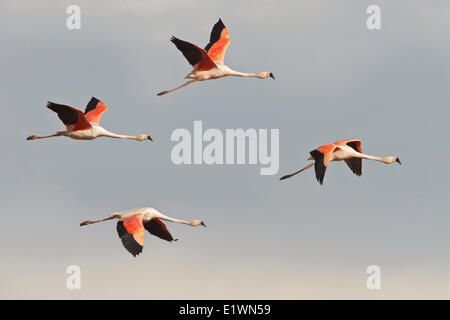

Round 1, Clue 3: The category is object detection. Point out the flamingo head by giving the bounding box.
[190,220,206,227]
[383,156,402,164]
[136,134,153,141]
[256,72,275,79]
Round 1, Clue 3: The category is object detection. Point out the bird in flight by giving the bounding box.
[280,139,401,184]
[157,18,275,96]
[26,97,153,142]
[80,207,206,257]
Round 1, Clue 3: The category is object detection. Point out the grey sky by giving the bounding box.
[1,0,449,299]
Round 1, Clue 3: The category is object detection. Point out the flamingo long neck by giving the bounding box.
[102,130,140,140]
[157,213,191,226]
[227,70,261,78]
[359,153,389,163]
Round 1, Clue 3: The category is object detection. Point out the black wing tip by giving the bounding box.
[89,97,100,104]
[85,97,102,114]
[217,18,225,26]
[46,101,64,112]
[163,234,175,242]
[205,18,227,52]
[125,241,143,257]
[131,246,143,257]
[315,171,325,185]
[310,149,321,159]
[170,36,185,46]
[127,243,143,257]
[310,150,326,185]
[144,219,176,242]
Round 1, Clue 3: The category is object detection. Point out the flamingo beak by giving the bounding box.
[201,221,206,227]
[148,135,153,142]
[269,72,275,80]
[396,157,402,165]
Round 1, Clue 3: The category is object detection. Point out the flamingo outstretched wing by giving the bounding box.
[46,102,92,131]
[205,18,230,63]
[116,214,145,257]
[84,97,108,125]
[335,139,362,176]
[310,144,337,185]
[171,36,217,71]
[144,218,176,242]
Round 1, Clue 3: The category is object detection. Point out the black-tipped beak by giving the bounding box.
[269,72,275,80]
[201,221,206,227]
[396,157,402,165]
[148,135,153,142]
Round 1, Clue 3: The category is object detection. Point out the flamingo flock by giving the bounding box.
[26,18,402,257]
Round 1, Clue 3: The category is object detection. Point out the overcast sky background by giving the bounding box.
[1,0,449,299]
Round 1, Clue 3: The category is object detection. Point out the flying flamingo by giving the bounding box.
[80,207,206,257]
[26,97,153,142]
[280,139,401,184]
[157,18,274,96]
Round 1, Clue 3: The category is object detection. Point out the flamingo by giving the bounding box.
[157,18,274,96]
[280,139,401,184]
[80,207,206,257]
[26,97,153,142]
